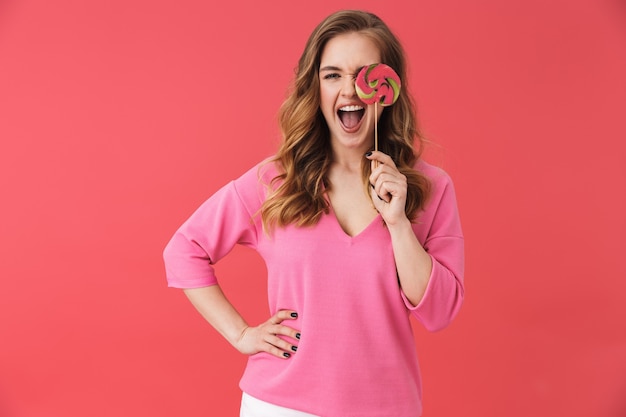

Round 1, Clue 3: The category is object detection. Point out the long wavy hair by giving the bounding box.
[261,10,430,231]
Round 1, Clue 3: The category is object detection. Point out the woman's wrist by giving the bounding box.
[385,215,412,233]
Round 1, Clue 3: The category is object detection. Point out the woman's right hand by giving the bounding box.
[235,310,301,359]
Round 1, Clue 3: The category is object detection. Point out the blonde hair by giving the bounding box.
[261,10,430,231]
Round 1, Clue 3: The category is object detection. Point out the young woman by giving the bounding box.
[163,10,464,417]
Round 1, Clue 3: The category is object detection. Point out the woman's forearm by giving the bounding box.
[183,285,249,347]
[387,218,433,306]
[183,285,301,358]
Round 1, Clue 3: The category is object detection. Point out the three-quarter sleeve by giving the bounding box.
[163,176,261,289]
[403,167,465,331]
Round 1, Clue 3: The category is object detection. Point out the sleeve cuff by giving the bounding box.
[400,253,437,311]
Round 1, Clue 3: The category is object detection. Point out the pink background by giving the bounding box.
[1,0,625,416]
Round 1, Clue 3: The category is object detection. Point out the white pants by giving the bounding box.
[240,392,320,417]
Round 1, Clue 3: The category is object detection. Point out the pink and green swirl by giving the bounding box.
[355,63,401,106]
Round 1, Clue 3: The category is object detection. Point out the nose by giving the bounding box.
[340,76,357,98]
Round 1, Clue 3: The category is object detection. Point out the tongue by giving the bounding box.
[340,111,361,129]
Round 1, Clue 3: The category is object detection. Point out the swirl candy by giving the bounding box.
[355,63,401,106]
[355,63,402,155]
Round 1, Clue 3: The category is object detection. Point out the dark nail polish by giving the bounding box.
[291,346,298,352]
[283,352,291,358]
[290,312,298,318]
[296,333,301,339]
[365,151,372,157]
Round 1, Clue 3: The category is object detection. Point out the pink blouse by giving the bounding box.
[163,158,464,417]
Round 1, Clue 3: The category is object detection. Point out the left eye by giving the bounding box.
[323,73,340,80]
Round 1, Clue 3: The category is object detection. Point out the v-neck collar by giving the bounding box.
[326,201,383,242]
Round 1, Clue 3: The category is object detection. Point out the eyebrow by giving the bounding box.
[319,65,366,75]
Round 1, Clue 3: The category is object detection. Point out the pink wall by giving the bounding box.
[1,0,624,416]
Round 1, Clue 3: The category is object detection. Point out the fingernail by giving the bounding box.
[283,352,291,358]
[296,333,301,339]
[290,312,298,318]
[291,346,298,352]
[365,151,372,157]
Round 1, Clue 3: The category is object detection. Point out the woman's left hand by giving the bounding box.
[366,151,409,226]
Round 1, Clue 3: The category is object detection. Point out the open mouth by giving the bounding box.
[338,105,365,130]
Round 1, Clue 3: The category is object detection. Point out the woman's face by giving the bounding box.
[319,32,381,154]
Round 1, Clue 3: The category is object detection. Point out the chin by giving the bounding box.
[331,132,372,151]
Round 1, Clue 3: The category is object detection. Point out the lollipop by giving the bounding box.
[356,63,401,106]
[355,63,401,156]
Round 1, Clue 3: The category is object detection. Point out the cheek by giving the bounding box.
[319,86,335,114]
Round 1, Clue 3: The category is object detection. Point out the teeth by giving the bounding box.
[339,105,364,112]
